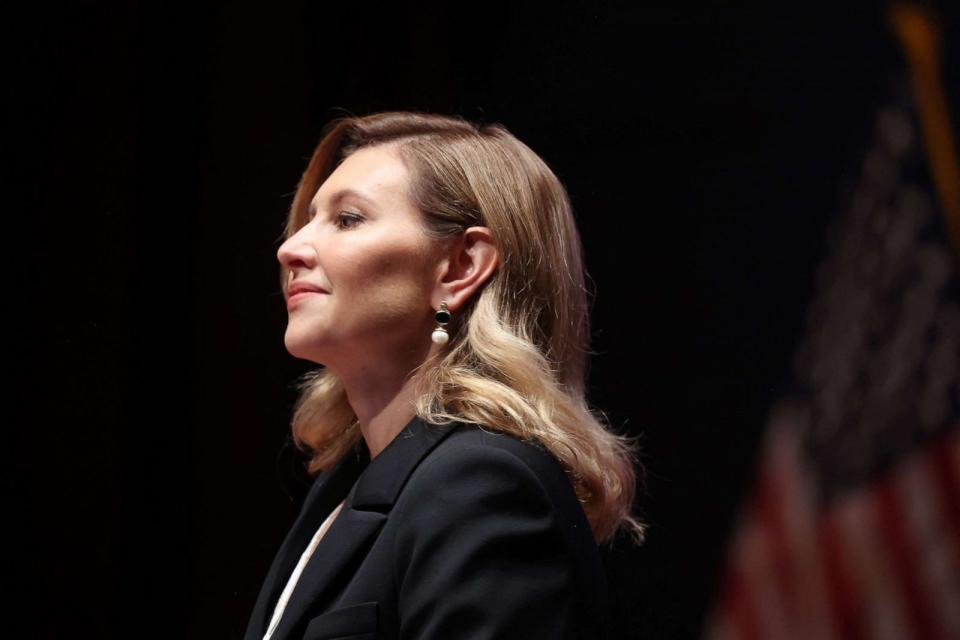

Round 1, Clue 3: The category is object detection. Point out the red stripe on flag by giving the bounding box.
[740,488,791,640]
[718,557,762,640]
[876,468,944,639]
[754,463,799,623]
[839,492,915,639]
[769,420,841,640]
[906,441,960,637]
[818,506,867,640]
[927,426,960,571]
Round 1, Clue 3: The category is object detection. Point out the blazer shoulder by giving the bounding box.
[426,424,568,485]
[428,422,556,460]
[392,422,611,638]
[410,423,592,539]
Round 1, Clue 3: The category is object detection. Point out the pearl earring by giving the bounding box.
[431,302,451,344]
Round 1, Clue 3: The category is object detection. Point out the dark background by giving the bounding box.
[9,2,958,638]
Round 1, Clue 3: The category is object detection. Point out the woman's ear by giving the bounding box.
[432,226,498,312]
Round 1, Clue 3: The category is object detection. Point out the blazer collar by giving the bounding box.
[351,414,464,510]
[248,415,464,640]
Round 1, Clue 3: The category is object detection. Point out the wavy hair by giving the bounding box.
[278,111,646,546]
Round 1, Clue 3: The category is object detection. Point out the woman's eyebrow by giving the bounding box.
[308,188,378,217]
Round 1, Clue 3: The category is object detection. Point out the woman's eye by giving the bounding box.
[335,212,363,229]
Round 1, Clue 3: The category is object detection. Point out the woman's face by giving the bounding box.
[277,143,442,368]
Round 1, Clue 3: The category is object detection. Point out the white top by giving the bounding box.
[263,499,347,640]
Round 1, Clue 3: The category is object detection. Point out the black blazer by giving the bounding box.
[245,416,610,640]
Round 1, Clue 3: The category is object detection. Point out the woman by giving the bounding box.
[245,112,645,640]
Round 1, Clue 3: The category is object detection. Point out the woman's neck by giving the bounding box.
[351,378,419,460]
[336,340,444,459]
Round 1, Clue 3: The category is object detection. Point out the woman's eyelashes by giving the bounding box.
[334,211,364,230]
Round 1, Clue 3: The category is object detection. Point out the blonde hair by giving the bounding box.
[278,111,646,546]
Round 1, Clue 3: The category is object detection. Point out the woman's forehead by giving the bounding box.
[312,145,409,212]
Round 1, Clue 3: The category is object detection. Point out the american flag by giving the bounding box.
[703,7,960,640]
[705,409,959,640]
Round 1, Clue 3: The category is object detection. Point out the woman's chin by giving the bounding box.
[283,333,326,364]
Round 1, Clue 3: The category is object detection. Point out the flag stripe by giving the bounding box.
[836,493,914,640]
[927,426,960,570]
[719,556,762,640]
[818,505,867,640]
[769,421,839,640]
[738,511,791,640]
[905,444,960,637]
[754,463,799,621]
[876,467,943,639]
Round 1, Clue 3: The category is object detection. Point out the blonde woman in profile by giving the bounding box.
[245,111,646,640]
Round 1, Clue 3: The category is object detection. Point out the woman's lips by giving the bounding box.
[286,280,329,310]
[287,290,325,310]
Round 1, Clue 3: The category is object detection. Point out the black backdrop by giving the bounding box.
[9,2,958,638]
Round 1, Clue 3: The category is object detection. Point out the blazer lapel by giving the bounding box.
[245,440,370,640]
[267,415,465,639]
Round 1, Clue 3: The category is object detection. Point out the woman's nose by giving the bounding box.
[277,230,318,270]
